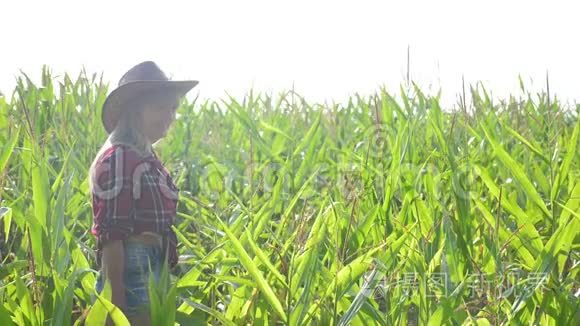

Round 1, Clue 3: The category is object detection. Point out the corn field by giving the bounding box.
[0,67,578,325]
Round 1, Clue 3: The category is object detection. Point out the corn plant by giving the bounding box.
[0,66,578,325]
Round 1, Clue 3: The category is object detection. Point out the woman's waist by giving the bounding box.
[127,231,163,247]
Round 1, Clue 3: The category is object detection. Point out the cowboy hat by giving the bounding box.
[101,61,199,133]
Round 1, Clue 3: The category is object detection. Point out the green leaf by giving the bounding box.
[259,119,292,141]
[0,302,14,326]
[180,298,236,326]
[504,124,548,163]
[551,119,579,202]
[218,218,287,323]
[534,183,580,275]
[428,301,453,326]
[13,271,38,326]
[53,268,93,326]
[0,128,19,173]
[86,279,130,326]
[338,267,387,326]
[0,207,12,241]
[475,165,543,260]
[480,122,551,217]
[245,229,288,287]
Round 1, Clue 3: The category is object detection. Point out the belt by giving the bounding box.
[126,232,163,247]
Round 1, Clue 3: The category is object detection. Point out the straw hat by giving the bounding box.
[101,61,199,133]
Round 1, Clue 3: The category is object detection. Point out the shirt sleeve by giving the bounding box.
[91,146,142,243]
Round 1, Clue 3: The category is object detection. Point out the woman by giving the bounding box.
[90,61,198,325]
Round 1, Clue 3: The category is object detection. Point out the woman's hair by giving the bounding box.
[88,90,179,193]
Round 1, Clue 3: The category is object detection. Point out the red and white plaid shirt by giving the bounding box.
[90,144,179,269]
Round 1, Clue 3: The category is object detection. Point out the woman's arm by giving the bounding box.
[101,240,127,317]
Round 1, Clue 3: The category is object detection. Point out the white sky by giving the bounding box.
[1,0,578,107]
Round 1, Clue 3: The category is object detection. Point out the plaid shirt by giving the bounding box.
[90,144,179,269]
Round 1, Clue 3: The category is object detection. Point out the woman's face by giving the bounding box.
[140,97,179,143]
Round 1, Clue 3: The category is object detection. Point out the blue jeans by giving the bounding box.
[94,239,163,317]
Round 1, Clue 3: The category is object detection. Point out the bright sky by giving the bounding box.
[1,0,578,107]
